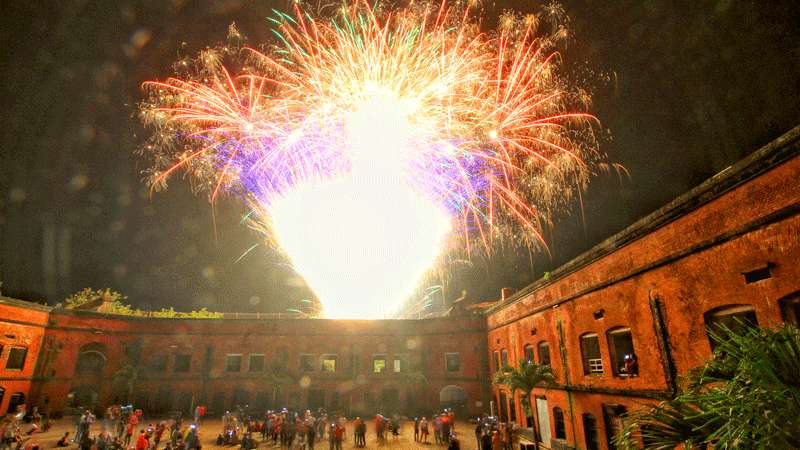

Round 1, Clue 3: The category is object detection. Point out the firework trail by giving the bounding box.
[139,1,600,318]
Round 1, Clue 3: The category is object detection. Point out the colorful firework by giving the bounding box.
[139,1,600,318]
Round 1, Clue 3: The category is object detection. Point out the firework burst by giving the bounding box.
[139,0,600,318]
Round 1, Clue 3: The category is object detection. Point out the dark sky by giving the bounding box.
[2,0,799,313]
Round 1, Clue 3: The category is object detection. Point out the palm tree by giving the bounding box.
[614,325,800,449]
[492,359,555,447]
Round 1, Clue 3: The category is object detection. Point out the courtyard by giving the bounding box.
[16,418,482,450]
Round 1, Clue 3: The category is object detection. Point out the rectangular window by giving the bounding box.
[373,355,386,373]
[500,349,508,367]
[580,334,603,375]
[225,354,243,372]
[607,329,637,377]
[174,354,191,372]
[445,353,461,372]
[150,355,167,372]
[299,354,315,372]
[538,342,551,366]
[393,359,402,373]
[321,355,337,372]
[493,351,500,371]
[5,347,27,370]
[602,404,628,449]
[249,354,265,372]
[705,305,758,350]
[523,345,534,363]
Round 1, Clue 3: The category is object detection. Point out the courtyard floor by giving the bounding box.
[18,418,481,450]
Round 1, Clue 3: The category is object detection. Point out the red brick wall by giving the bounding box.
[1,310,489,417]
[0,300,49,413]
[486,152,800,449]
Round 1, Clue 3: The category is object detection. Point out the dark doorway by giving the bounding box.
[380,388,400,414]
[212,392,225,416]
[308,389,326,410]
[6,392,25,414]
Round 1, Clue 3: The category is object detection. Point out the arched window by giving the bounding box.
[579,333,603,375]
[780,292,800,326]
[704,304,758,350]
[606,327,637,377]
[75,343,107,375]
[582,413,599,450]
[553,407,566,440]
[523,344,534,363]
[538,341,551,366]
[500,349,509,367]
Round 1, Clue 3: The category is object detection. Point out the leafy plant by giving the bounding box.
[64,288,126,309]
[492,359,555,443]
[64,288,223,318]
[614,325,800,449]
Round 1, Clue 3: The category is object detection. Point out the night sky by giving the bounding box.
[2,0,799,313]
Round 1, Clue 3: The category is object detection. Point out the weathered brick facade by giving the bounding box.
[0,303,489,418]
[486,126,800,449]
[1,126,798,450]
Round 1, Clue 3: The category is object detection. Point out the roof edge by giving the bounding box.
[486,124,800,315]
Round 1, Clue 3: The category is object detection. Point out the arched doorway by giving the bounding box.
[439,385,467,415]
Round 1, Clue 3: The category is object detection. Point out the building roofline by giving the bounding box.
[486,124,800,315]
[0,296,52,312]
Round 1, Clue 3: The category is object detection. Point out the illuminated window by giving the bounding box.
[321,355,337,372]
[580,334,603,375]
[225,354,242,372]
[249,354,265,372]
[299,354,315,372]
[393,359,402,373]
[5,347,27,371]
[373,355,387,373]
[445,353,460,372]
[538,342,551,366]
[607,328,637,377]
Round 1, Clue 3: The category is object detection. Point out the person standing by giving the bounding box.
[135,430,149,450]
[414,418,420,442]
[481,431,493,450]
[333,421,344,450]
[420,418,429,444]
[474,423,483,450]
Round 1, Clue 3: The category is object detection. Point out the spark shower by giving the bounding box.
[139,0,600,318]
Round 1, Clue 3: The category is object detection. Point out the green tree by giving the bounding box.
[614,325,800,449]
[492,359,555,445]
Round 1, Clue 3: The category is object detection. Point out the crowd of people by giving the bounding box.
[0,402,505,450]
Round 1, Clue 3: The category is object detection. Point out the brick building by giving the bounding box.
[0,301,489,418]
[486,126,800,449]
[0,126,798,450]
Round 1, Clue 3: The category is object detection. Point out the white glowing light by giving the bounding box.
[270,92,450,319]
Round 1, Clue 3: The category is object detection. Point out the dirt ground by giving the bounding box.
[15,418,481,450]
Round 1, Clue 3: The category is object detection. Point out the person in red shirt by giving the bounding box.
[135,430,149,450]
